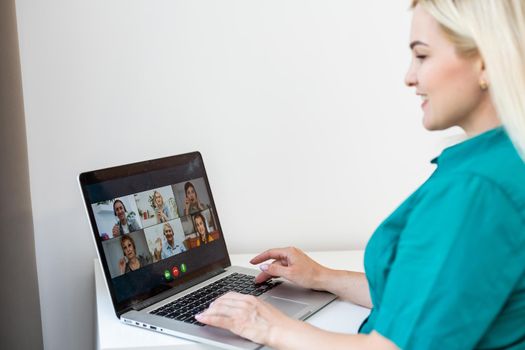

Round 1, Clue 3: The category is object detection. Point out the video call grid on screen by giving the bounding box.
[82,154,229,308]
[91,177,220,276]
[92,179,218,278]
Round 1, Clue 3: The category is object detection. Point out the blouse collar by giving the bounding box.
[431,126,506,167]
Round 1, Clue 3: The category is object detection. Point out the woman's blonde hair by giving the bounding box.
[152,190,164,208]
[411,0,525,159]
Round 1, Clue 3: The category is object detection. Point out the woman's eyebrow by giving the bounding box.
[410,40,429,50]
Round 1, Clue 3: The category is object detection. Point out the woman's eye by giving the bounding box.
[416,55,427,60]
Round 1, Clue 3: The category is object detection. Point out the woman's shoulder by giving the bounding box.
[430,136,525,217]
[433,128,525,186]
[138,255,151,265]
[429,170,524,211]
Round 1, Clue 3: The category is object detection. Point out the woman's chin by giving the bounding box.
[422,115,439,131]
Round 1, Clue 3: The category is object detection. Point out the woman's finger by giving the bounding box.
[195,313,233,329]
[250,247,290,264]
[254,271,273,284]
[213,291,255,305]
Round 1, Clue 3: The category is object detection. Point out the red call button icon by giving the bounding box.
[171,266,180,278]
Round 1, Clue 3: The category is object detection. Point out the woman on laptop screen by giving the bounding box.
[183,181,207,215]
[118,235,151,274]
[193,213,214,247]
[152,190,172,224]
[160,222,186,259]
[196,1,525,349]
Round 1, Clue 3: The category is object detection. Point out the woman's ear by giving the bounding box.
[477,57,489,91]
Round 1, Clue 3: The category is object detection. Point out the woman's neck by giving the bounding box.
[461,96,501,137]
[129,257,139,269]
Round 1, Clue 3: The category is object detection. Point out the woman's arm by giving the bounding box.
[196,292,395,350]
[316,269,372,309]
[271,320,396,350]
[251,247,372,308]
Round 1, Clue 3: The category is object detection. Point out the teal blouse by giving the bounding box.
[359,127,525,349]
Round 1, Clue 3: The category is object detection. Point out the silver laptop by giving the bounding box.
[79,152,336,349]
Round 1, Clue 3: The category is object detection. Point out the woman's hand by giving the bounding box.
[197,201,205,211]
[157,210,168,223]
[184,198,190,215]
[196,291,396,349]
[195,292,295,346]
[112,224,120,238]
[153,238,163,261]
[250,247,329,290]
[118,257,126,274]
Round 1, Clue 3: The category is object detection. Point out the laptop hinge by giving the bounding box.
[131,268,227,311]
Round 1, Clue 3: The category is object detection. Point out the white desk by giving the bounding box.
[96,251,370,350]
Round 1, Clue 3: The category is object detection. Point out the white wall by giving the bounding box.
[15,1,462,349]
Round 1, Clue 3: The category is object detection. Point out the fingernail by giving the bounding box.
[260,264,269,271]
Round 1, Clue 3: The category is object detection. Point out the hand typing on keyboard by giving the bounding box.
[150,273,281,326]
[195,291,296,346]
[250,247,330,290]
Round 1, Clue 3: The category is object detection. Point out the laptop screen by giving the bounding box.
[79,152,230,315]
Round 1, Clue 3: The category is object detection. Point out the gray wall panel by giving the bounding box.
[0,0,43,349]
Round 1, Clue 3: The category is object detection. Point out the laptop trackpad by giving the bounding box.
[264,296,308,317]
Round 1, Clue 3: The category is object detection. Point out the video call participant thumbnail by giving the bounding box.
[193,212,214,247]
[183,181,207,215]
[152,190,172,224]
[112,199,141,237]
[118,235,151,274]
[161,222,186,259]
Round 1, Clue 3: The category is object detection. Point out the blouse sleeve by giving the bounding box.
[373,174,525,349]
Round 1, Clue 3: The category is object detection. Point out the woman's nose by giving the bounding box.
[405,64,417,87]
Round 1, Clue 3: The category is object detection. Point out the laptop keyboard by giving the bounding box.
[150,272,282,326]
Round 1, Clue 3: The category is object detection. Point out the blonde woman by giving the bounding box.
[196,2,525,349]
[152,190,170,224]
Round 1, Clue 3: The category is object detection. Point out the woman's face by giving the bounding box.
[186,186,197,204]
[154,192,163,206]
[121,239,135,259]
[195,217,206,236]
[405,5,487,132]
[163,225,174,242]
